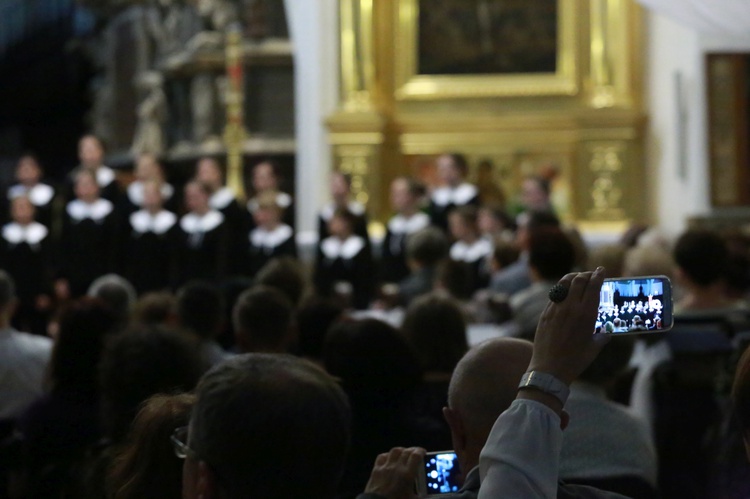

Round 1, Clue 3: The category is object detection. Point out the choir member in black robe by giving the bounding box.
[428,153,480,231]
[174,180,228,287]
[56,169,118,299]
[381,176,431,284]
[314,208,374,310]
[317,171,369,243]
[0,196,52,334]
[121,180,178,294]
[66,134,122,204]
[235,191,296,278]
[246,160,295,229]
[447,206,492,293]
[196,156,248,234]
[123,154,178,214]
[5,154,56,228]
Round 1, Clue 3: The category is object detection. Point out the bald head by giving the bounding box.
[448,338,532,439]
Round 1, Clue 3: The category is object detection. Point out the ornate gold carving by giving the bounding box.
[224,25,247,201]
[340,0,377,111]
[335,145,375,206]
[587,144,625,220]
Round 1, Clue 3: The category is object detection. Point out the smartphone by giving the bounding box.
[417,451,461,497]
[595,275,673,334]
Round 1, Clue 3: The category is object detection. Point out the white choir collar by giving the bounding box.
[431,183,478,207]
[388,212,430,234]
[450,238,492,262]
[320,201,365,221]
[97,166,116,187]
[180,210,224,233]
[2,221,48,245]
[250,224,293,248]
[8,183,54,206]
[321,235,366,260]
[209,187,236,210]
[130,209,177,235]
[127,181,174,206]
[66,198,114,222]
[247,191,292,212]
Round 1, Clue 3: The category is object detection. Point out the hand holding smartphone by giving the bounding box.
[595,275,673,335]
[417,451,461,497]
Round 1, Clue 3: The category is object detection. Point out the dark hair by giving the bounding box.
[81,133,107,152]
[394,176,426,198]
[50,298,118,393]
[579,337,635,384]
[324,319,422,396]
[108,393,196,499]
[446,153,468,176]
[406,227,449,266]
[492,239,520,268]
[99,326,203,443]
[190,354,351,499]
[436,260,474,300]
[525,209,560,231]
[296,296,344,361]
[232,285,294,352]
[528,228,576,281]
[401,293,469,373]
[0,270,16,309]
[177,281,224,340]
[673,229,729,287]
[449,205,479,233]
[525,175,550,196]
[133,292,177,326]
[255,257,306,307]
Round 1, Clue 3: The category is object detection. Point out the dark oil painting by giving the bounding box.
[418,0,558,75]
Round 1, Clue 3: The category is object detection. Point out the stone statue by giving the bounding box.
[132,71,168,155]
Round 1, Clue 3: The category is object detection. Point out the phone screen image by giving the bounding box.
[595,276,673,334]
[424,452,461,495]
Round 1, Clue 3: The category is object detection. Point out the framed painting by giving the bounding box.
[394,0,580,99]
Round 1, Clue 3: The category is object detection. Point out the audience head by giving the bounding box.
[407,226,449,269]
[133,292,177,327]
[673,229,729,288]
[444,338,533,473]
[390,176,425,213]
[108,393,196,499]
[0,270,16,319]
[50,298,118,393]
[232,285,294,353]
[184,354,351,499]
[491,238,521,273]
[195,157,224,191]
[10,196,35,225]
[435,259,474,300]
[528,227,576,282]
[521,175,551,211]
[437,153,468,186]
[402,292,469,374]
[252,160,280,193]
[74,169,101,203]
[478,203,514,236]
[623,244,675,279]
[295,296,344,363]
[87,274,137,326]
[78,134,105,169]
[177,281,224,341]
[324,319,422,401]
[16,154,43,185]
[515,209,560,250]
[588,244,627,278]
[579,336,635,388]
[255,257,306,307]
[184,180,211,214]
[99,325,203,443]
[448,205,479,241]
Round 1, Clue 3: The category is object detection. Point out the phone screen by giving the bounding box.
[596,276,673,334]
[423,451,461,495]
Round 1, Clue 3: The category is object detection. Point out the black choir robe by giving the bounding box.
[0,221,51,332]
[317,201,369,244]
[123,181,179,214]
[314,235,374,310]
[6,183,56,228]
[121,209,178,294]
[235,223,297,278]
[174,210,228,287]
[246,191,295,231]
[449,238,493,293]
[58,199,118,297]
[210,186,250,251]
[428,182,480,231]
[381,212,431,284]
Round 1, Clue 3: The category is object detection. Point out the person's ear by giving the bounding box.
[196,461,219,499]
[443,407,466,452]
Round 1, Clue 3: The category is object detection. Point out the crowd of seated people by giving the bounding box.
[5,137,750,498]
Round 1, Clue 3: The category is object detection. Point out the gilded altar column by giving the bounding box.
[224,24,247,201]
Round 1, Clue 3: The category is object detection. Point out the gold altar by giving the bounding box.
[327,0,645,230]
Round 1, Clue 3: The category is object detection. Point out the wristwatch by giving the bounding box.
[518,371,570,406]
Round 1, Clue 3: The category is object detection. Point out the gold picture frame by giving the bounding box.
[394,0,580,100]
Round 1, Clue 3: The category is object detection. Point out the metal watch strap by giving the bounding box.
[518,371,570,406]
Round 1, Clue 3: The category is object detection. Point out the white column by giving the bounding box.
[284,0,339,238]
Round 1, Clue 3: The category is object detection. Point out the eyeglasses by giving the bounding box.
[171,426,199,460]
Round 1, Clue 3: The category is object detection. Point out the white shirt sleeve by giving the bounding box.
[478,399,563,499]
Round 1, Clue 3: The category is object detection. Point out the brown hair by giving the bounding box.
[108,393,196,499]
